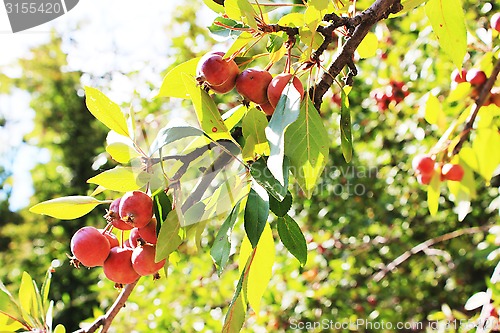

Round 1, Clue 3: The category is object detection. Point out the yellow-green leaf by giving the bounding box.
[427,172,441,216]
[425,0,466,68]
[54,324,66,333]
[357,32,378,59]
[245,223,275,314]
[424,93,447,130]
[225,0,258,29]
[284,98,329,198]
[84,87,130,138]
[182,74,234,142]
[29,196,106,220]
[157,58,200,99]
[106,142,142,164]
[19,272,38,324]
[0,312,25,331]
[472,129,500,184]
[226,32,258,59]
[87,166,149,192]
[242,108,270,160]
[223,105,247,131]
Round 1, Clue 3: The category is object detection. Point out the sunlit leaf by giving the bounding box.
[211,202,241,275]
[0,312,25,331]
[310,0,329,11]
[242,224,275,314]
[202,0,224,13]
[84,87,130,138]
[182,74,234,142]
[424,93,447,130]
[225,0,258,29]
[226,32,259,59]
[87,166,149,192]
[244,185,269,248]
[54,324,66,333]
[19,272,38,324]
[155,211,183,262]
[277,215,307,265]
[425,0,466,68]
[357,32,378,59]
[29,196,107,220]
[340,88,352,163]
[149,123,204,156]
[265,81,302,186]
[157,58,200,99]
[427,172,441,216]
[284,98,329,198]
[106,142,141,164]
[242,108,270,160]
[472,129,500,184]
[223,105,247,131]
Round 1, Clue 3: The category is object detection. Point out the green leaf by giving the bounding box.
[87,166,149,192]
[148,123,204,156]
[19,272,38,325]
[242,108,270,160]
[29,196,106,220]
[40,268,52,312]
[155,211,183,262]
[427,172,441,216]
[222,270,247,333]
[244,223,275,314]
[209,16,246,38]
[157,58,200,99]
[210,202,241,275]
[84,87,130,138]
[182,74,234,142]
[222,105,247,131]
[269,191,292,217]
[340,88,352,163]
[250,158,287,201]
[265,81,302,186]
[244,186,269,248]
[225,0,257,29]
[106,142,141,164]
[152,190,172,228]
[284,98,329,198]
[277,215,307,266]
[425,0,466,69]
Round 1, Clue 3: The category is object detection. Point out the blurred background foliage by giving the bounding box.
[0,0,499,332]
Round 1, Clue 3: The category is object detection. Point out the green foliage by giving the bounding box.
[0,269,65,333]
[1,0,499,332]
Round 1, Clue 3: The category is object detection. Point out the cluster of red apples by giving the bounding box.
[69,191,165,287]
[412,155,464,185]
[196,52,304,116]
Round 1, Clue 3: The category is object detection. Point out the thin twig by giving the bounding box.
[311,0,402,109]
[372,225,493,282]
[452,58,500,156]
[73,279,139,333]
